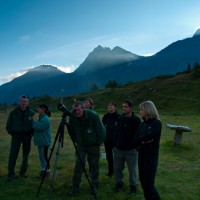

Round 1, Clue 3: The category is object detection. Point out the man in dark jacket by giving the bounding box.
[102,102,120,176]
[6,95,35,181]
[114,100,141,195]
[68,101,106,196]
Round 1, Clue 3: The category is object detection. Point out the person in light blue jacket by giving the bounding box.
[33,104,51,177]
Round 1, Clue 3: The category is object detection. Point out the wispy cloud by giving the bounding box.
[0,71,26,84]
[18,35,31,43]
[56,65,76,73]
[34,33,157,69]
[43,64,76,73]
[0,66,35,85]
[0,64,77,86]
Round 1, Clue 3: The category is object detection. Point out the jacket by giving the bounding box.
[115,112,141,150]
[102,111,120,143]
[33,114,51,146]
[135,118,162,155]
[6,106,35,135]
[69,109,106,146]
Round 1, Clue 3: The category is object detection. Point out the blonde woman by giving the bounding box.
[135,101,162,200]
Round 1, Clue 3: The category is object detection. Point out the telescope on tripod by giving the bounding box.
[36,103,97,199]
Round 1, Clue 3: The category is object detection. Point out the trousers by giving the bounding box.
[72,144,100,188]
[8,134,32,176]
[114,147,138,186]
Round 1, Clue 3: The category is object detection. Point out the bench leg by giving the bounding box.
[174,131,183,145]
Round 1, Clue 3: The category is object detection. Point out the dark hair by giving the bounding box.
[108,102,117,107]
[39,104,51,117]
[123,100,133,107]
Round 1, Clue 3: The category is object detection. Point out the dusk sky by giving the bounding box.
[0,0,200,85]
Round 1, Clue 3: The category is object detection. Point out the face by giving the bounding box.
[122,103,132,115]
[108,103,116,113]
[38,107,45,115]
[19,97,29,111]
[139,107,147,119]
[84,100,92,109]
[73,104,84,118]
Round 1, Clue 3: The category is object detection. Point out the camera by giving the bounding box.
[57,103,74,117]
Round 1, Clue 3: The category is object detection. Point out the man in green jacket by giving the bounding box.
[68,101,106,196]
[6,95,35,181]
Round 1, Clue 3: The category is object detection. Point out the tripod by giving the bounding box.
[36,113,97,199]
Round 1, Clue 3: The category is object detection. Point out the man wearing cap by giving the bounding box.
[6,95,35,181]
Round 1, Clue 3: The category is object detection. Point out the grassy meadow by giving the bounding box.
[0,110,200,200]
[1,70,200,199]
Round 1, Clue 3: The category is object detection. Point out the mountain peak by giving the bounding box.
[92,45,111,54]
[92,45,133,54]
[112,46,135,55]
[193,28,200,37]
[29,64,57,72]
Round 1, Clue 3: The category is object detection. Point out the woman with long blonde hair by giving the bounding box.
[135,101,162,200]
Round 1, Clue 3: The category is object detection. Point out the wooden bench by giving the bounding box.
[166,123,192,145]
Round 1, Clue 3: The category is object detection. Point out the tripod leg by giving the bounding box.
[50,140,62,193]
[36,122,64,198]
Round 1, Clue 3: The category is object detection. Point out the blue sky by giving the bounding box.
[0,0,200,85]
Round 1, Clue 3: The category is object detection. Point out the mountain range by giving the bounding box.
[1,29,200,104]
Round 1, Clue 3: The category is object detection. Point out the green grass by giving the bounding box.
[21,70,200,116]
[0,111,200,200]
[1,71,200,199]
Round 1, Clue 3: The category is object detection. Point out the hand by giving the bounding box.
[142,139,154,144]
[32,115,37,121]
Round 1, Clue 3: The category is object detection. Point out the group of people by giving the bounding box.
[6,95,162,200]
[6,95,52,181]
[102,100,162,200]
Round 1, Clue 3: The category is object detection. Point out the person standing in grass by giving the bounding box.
[6,95,35,181]
[32,104,52,178]
[84,97,94,110]
[114,100,141,195]
[68,101,106,196]
[102,102,120,176]
[135,100,162,200]
[83,97,94,175]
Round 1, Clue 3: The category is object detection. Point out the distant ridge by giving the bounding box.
[1,31,200,104]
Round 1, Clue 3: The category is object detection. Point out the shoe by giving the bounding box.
[7,174,15,182]
[129,185,137,195]
[89,186,97,196]
[19,173,27,178]
[114,182,124,192]
[40,169,50,178]
[68,186,80,196]
[107,171,113,176]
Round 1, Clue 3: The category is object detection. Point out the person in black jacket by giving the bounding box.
[114,100,141,195]
[102,102,120,176]
[135,100,162,200]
